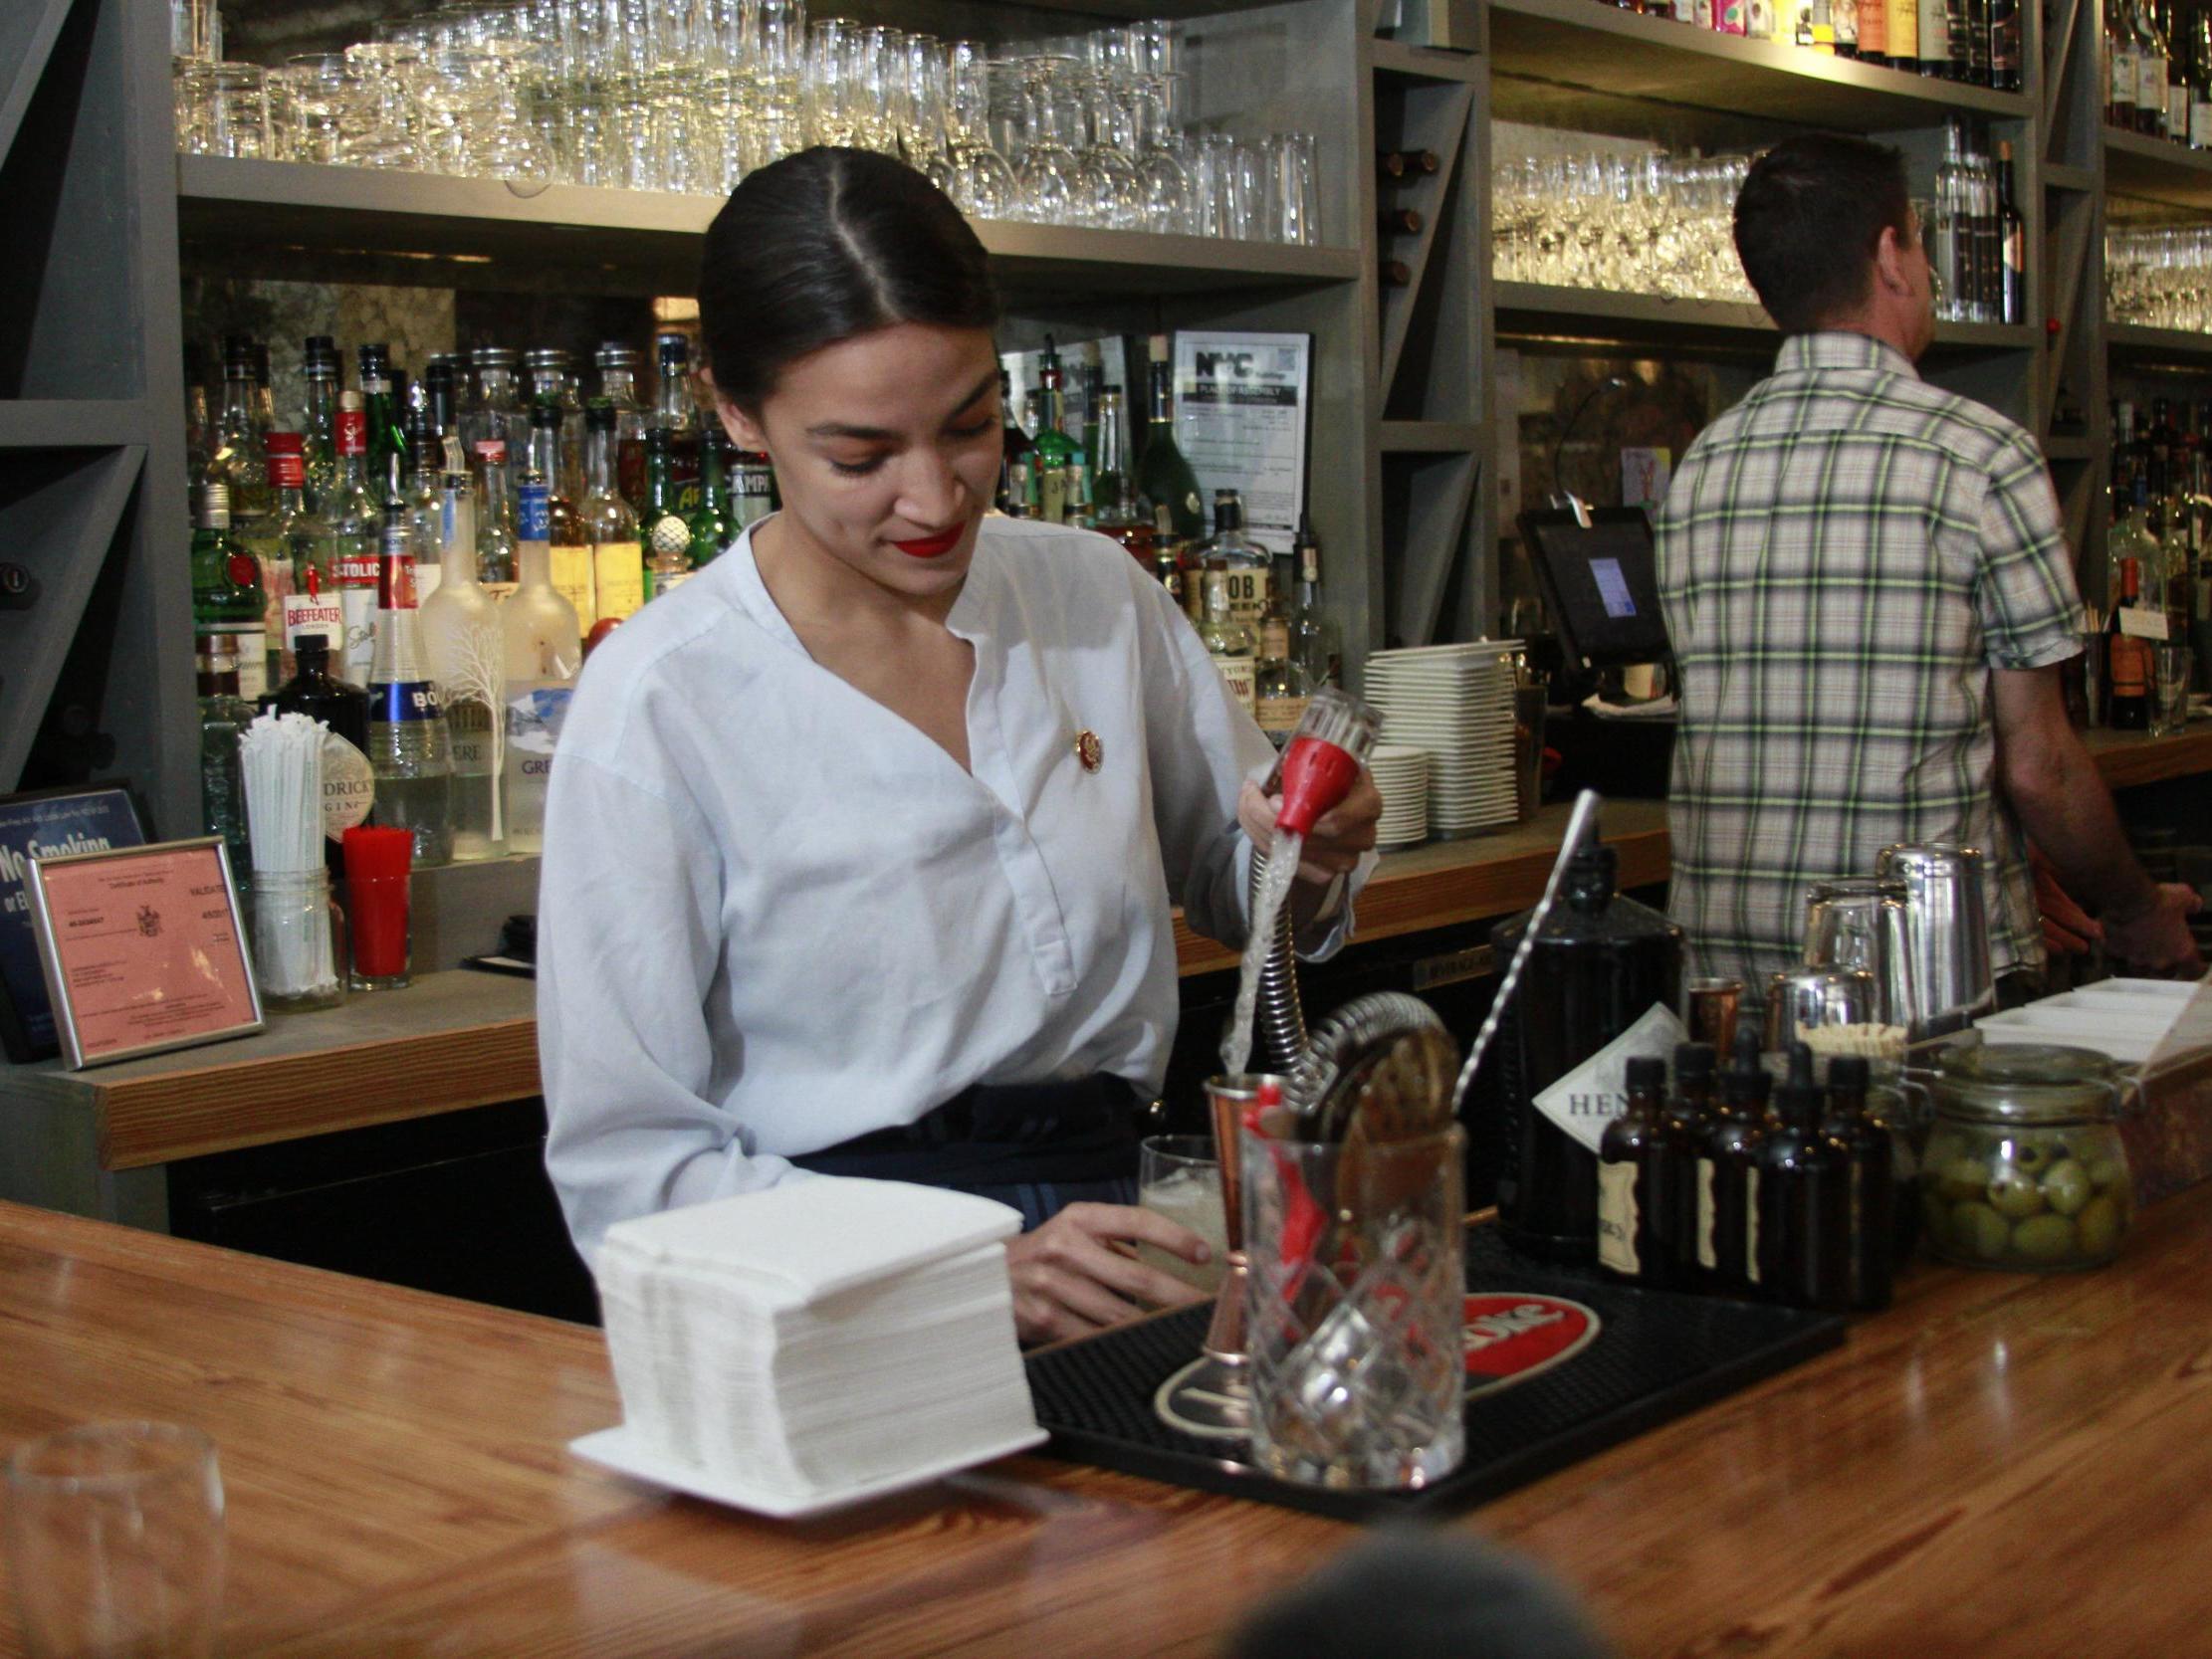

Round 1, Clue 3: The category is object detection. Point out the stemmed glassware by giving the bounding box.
[2107,226,2212,332]
[1491,143,1756,305]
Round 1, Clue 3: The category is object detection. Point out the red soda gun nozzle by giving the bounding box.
[1268,689,1383,838]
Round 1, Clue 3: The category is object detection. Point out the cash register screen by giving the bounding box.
[1517,507,1673,669]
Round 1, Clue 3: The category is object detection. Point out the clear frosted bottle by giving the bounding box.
[367,519,455,869]
[503,480,583,854]
[419,471,507,861]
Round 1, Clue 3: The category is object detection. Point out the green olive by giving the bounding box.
[1953,1201,2012,1260]
[2008,1139,2051,1174]
[2086,1157,2126,1191]
[1939,1156,1991,1203]
[2077,1194,2126,1258]
[2010,1213,2080,1263]
[2041,1157,2094,1217]
[1988,1168,2047,1220]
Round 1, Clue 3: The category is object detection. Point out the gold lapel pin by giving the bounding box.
[1075,729,1104,773]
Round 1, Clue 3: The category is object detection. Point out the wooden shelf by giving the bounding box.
[2083,724,2212,790]
[174,155,1362,302]
[2107,321,2212,368]
[1488,0,2030,140]
[1494,281,2040,353]
[2104,126,2212,212]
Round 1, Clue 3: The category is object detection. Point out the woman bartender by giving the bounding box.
[539,147,1382,1346]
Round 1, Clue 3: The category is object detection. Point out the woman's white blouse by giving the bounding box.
[538,517,1366,1262]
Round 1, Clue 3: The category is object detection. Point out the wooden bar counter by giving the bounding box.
[5,1181,2211,1657]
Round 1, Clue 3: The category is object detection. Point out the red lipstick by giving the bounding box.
[892,526,966,559]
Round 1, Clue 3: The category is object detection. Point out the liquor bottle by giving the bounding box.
[1971,145,2001,322]
[1820,1055,1896,1312]
[1917,0,1950,74]
[1859,0,1888,67]
[1597,1056,1673,1285]
[399,417,448,612]
[996,367,1034,516]
[2163,0,2191,134]
[581,399,640,627]
[2107,553,2153,729]
[366,518,454,869]
[524,400,591,620]
[1996,141,2027,324]
[192,481,270,703]
[300,334,341,512]
[2194,8,2212,146]
[732,443,775,532]
[1089,385,1146,550]
[2111,0,2142,125]
[196,632,256,876]
[1288,514,1343,688]
[1136,337,1208,539]
[1199,572,1258,717]
[250,340,279,460]
[1932,124,1967,321]
[212,336,274,531]
[419,474,508,864]
[267,632,375,871]
[501,506,582,856]
[1699,1028,1772,1293]
[358,343,408,504]
[689,431,735,569]
[1661,1042,1718,1283]
[1200,489,1272,634]
[459,346,522,499]
[1252,573,1317,746]
[1836,0,1861,56]
[596,340,650,512]
[1948,0,1979,82]
[1491,836,1685,1266]
[321,397,387,694]
[1151,535,1188,612]
[1027,341,1079,524]
[250,433,307,690]
[1888,0,1919,71]
[524,346,587,505]
[2138,0,2172,132]
[652,331,704,513]
[421,353,460,446]
[1378,149,1440,178]
[1381,207,1425,237]
[1753,1044,1853,1310]
[639,427,694,601]
[473,440,520,592]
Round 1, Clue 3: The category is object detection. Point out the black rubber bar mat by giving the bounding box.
[1024,1226,1846,1521]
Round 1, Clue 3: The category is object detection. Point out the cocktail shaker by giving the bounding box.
[1875,842,1996,1038]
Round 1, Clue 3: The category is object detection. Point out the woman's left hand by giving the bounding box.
[1237,772,1382,890]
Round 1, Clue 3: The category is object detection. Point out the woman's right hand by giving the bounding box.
[1003,1202,1213,1347]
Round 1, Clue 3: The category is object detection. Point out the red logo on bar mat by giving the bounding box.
[1462,1294,1601,1399]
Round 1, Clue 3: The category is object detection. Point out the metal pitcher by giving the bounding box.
[1875,842,1996,1039]
[1763,965,1880,1049]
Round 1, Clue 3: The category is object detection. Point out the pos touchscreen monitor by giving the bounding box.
[1516,506,1673,670]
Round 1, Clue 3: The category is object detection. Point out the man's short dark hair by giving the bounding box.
[1732,133,1913,335]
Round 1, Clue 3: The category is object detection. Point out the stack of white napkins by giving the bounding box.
[593,1177,1038,1506]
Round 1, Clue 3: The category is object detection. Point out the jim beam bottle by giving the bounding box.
[1754,1043,1854,1310]
[1822,1054,1897,1311]
[1199,569,1258,717]
[1700,1028,1772,1292]
[1597,1056,1673,1285]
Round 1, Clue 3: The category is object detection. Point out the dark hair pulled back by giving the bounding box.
[698,146,1000,410]
[1732,132,1912,335]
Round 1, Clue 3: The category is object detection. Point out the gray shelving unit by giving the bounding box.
[4,0,2185,816]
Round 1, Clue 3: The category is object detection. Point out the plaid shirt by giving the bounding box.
[1656,331,2082,1002]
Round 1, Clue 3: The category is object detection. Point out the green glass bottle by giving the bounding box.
[1026,340,1079,524]
[196,632,256,876]
[640,427,694,600]
[1135,344,1207,540]
[192,481,270,702]
[689,430,734,568]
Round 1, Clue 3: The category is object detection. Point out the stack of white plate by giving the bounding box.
[1370,743,1431,849]
[1363,643,1522,836]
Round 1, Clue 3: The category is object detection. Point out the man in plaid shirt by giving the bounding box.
[1658,133,2198,1005]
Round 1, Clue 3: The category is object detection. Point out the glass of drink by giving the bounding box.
[1138,1135,1227,1293]
[6,1423,227,1659]
[2154,644,2193,736]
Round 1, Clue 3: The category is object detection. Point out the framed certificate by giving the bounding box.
[0,783,150,1062]
[27,837,263,1070]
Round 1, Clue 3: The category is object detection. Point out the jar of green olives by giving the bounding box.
[1922,1044,2133,1272]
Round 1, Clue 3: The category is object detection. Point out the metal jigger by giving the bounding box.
[1201,1073,1282,1367]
